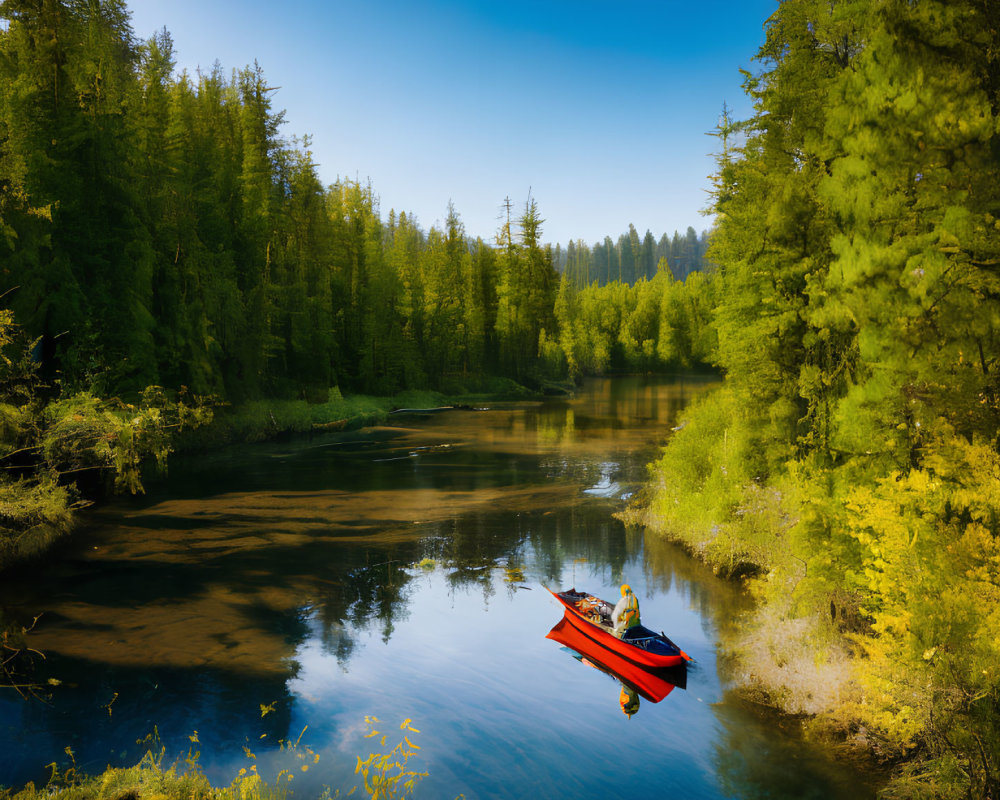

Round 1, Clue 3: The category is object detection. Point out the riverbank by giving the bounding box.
[634,383,1000,798]
[171,376,548,453]
[0,375,572,575]
[630,385,878,720]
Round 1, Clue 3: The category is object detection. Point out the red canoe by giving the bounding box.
[549,588,692,669]
[546,614,683,703]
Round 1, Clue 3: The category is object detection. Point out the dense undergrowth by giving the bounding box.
[0,314,214,572]
[641,381,1000,798]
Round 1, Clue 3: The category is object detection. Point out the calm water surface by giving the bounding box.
[0,376,875,798]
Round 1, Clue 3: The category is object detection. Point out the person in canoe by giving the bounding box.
[611,583,640,637]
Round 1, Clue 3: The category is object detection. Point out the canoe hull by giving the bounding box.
[546,615,683,703]
[549,588,691,669]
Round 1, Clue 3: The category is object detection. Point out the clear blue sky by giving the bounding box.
[127,0,777,247]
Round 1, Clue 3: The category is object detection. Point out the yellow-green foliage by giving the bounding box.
[0,476,74,569]
[651,402,1000,784]
[2,718,429,800]
[836,436,1000,769]
[0,309,213,571]
[0,476,73,534]
[354,717,427,799]
[41,387,212,494]
[553,269,717,377]
[3,743,215,800]
[646,386,788,576]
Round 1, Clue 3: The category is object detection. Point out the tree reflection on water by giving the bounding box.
[3,376,769,793]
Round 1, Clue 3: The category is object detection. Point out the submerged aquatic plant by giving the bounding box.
[0,614,49,699]
[354,717,428,799]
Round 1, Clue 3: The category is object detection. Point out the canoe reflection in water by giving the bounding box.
[549,588,692,668]
[546,614,687,717]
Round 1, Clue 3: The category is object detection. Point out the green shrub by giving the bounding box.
[644,386,784,576]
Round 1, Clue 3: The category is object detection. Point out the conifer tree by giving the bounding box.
[641,229,657,281]
[687,1,1000,793]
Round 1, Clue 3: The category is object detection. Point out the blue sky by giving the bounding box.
[127,0,777,246]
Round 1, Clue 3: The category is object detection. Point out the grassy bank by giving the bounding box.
[172,375,545,451]
[637,384,1000,798]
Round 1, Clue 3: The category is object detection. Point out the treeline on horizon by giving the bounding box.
[0,0,714,409]
[643,0,1000,797]
[552,225,710,288]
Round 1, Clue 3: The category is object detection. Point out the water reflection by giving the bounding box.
[712,692,879,800]
[545,614,685,718]
[0,377,879,798]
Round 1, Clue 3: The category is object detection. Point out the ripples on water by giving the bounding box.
[0,376,875,799]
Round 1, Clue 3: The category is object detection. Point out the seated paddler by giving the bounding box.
[611,583,640,637]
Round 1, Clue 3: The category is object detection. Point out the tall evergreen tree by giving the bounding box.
[641,229,657,280]
[682,1,1000,793]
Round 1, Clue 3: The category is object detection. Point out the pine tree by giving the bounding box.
[695,1,1000,792]
[641,229,657,281]
[0,0,158,391]
[495,197,557,379]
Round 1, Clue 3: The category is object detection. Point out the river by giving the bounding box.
[0,376,876,798]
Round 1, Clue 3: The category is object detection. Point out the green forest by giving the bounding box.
[4,0,1000,797]
[0,0,714,567]
[643,0,1000,797]
[0,3,709,403]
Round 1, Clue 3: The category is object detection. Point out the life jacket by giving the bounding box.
[621,588,640,629]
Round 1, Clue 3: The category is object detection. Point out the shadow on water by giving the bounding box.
[0,376,880,798]
[712,692,881,800]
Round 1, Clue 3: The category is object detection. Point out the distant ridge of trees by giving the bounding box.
[551,226,710,288]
